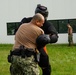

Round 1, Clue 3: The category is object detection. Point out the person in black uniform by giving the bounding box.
[14,4,58,75]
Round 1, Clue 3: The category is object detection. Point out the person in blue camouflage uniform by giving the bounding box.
[9,13,45,75]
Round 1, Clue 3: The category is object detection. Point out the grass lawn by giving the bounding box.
[0,44,76,75]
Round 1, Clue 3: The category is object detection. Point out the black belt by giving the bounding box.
[11,47,35,58]
[8,45,40,63]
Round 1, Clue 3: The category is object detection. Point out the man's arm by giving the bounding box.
[20,17,32,25]
[36,34,58,49]
[36,34,50,49]
[43,20,58,43]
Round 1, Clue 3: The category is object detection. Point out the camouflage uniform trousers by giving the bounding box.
[10,55,40,75]
[68,34,73,46]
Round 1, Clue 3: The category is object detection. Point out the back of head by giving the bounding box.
[31,13,44,27]
[32,13,44,22]
[35,4,48,19]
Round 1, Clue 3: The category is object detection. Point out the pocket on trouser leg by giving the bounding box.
[23,56,40,75]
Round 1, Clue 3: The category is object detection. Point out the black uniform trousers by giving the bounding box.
[38,48,51,75]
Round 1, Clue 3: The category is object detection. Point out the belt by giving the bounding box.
[11,48,35,58]
[8,45,40,63]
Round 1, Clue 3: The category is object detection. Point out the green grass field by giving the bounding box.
[0,44,76,75]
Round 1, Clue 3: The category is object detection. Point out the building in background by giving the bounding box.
[0,0,76,44]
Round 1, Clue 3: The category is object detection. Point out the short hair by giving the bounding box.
[32,13,44,22]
